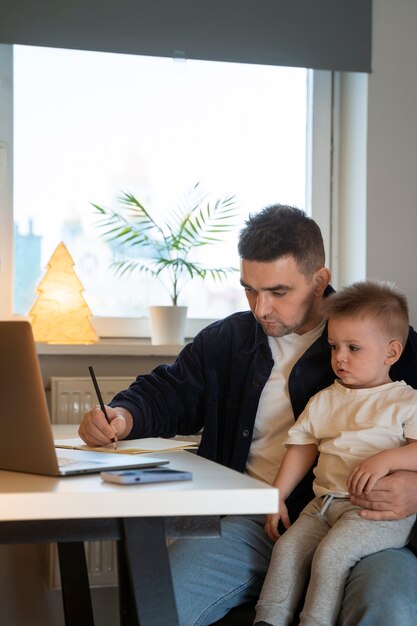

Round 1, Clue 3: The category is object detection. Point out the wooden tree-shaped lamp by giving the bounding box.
[29,242,98,344]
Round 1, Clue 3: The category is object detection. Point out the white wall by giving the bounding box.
[0,45,13,318]
[0,545,118,626]
[366,0,417,325]
[333,71,368,289]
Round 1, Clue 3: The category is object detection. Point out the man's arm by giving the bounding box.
[265,443,318,541]
[79,328,210,446]
[350,471,417,520]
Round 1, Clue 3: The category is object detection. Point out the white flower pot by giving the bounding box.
[149,306,188,345]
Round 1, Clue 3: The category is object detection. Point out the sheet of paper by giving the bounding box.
[54,437,198,455]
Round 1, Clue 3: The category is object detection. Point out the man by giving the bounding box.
[80,205,417,626]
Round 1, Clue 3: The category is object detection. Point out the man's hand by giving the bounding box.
[347,451,391,495]
[78,405,132,447]
[264,500,290,542]
[350,470,417,520]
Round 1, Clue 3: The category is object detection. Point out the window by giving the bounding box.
[0,44,332,335]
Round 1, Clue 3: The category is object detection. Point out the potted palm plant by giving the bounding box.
[92,183,239,344]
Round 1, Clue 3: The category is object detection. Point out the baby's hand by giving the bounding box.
[347,451,391,495]
[264,501,290,542]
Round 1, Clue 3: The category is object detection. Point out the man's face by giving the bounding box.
[240,256,327,337]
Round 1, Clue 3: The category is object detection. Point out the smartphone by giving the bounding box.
[101,468,192,484]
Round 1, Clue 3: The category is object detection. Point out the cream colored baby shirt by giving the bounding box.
[285,380,417,497]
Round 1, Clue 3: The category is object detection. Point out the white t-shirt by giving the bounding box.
[245,321,325,484]
[286,379,417,497]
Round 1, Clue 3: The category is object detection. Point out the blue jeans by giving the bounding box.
[168,515,417,626]
[340,547,417,626]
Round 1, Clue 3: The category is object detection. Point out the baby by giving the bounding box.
[254,280,417,626]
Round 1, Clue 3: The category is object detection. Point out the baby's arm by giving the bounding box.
[265,443,318,542]
[348,438,417,495]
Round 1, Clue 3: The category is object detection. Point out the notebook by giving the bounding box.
[0,321,169,476]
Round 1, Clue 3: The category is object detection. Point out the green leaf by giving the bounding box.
[91,183,240,305]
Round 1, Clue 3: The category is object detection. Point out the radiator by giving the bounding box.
[49,375,136,424]
[47,541,118,589]
[47,375,136,589]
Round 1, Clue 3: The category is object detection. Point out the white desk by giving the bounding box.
[0,440,278,626]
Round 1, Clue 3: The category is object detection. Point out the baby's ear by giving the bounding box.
[385,339,403,365]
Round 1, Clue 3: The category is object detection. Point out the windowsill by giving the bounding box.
[15,314,217,356]
[35,337,188,357]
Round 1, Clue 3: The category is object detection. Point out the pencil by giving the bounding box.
[88,365,117,450]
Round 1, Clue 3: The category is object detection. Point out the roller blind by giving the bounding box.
[0,0,372,72]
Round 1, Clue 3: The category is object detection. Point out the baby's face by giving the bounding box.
[327,316,395,389]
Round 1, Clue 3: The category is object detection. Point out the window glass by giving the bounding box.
[13,45,307,318]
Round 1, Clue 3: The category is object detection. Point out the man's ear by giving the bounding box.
[313,267,331,296]
[385,340,403,365]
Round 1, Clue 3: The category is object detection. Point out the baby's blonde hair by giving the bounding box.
[322,280,409,345]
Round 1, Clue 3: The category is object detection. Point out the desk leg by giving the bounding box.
[118,517,180,626]
[57,541,95,626]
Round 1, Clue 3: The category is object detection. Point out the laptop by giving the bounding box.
[0,321,169,476]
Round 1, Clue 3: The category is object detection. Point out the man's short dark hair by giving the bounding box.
[238,204,325,278]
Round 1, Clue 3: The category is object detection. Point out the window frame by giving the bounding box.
[0,44,334,338]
